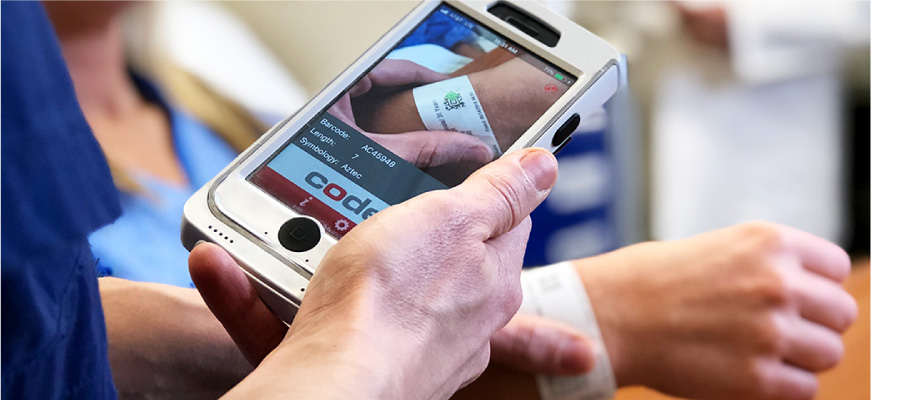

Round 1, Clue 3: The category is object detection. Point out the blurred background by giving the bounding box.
[123,0,870,255]
[117,1,870,398]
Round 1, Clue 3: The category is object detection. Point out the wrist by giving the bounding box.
[520,262,617,400]
[291,292,400,397]
[571,255,637,388]
[265,283,423,399]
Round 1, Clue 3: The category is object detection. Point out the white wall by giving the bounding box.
[221,1,418,94]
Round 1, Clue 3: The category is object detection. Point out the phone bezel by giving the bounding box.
[203,0,621,279]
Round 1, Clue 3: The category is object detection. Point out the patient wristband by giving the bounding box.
[519,262,617,400]
[412,76,502,157]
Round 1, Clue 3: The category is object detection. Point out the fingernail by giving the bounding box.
[194,239,208,249]
[520,150,557,192]
[559,337,596,373]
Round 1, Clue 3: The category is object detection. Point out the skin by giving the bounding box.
[98,278,251,399]
[673,2,730,50]
[46,3,856,399]
[46,3,592,396]
[48,2,492,192]
[450,47,517,77]
[193,217,857,400]
[197,148,561,399]
[45,1,187,186]
[454,222,857,400]
[450,41,488,59]
[328,59,495,168]
[352,57,563,152]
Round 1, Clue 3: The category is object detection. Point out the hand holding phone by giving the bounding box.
[182,0,622,323]
[191,148,561,399]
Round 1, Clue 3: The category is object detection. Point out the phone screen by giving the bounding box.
[249,4,576,238]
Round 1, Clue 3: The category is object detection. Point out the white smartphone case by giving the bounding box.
[182,0,621,322]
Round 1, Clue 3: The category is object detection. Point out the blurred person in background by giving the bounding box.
[668,1,871,255]
[568,1,869,248]
[39,1,859,400]
[45,1,267,288]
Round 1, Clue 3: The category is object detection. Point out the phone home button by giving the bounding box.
[278,217,321,252]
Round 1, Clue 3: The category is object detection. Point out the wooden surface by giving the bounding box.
[613,259,871,400]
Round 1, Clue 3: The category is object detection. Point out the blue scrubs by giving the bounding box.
[398,9,477,50]
[1,2,121,399]
[88,76,238,288]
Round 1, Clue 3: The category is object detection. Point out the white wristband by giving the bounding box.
[412,75,502,157]
[519,262,617,400]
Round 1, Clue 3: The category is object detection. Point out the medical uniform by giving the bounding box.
[88,76,237,288]
[1,2,121,398]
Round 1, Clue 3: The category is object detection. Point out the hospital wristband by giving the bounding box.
[519,262,617,400]
[412,75,502,157]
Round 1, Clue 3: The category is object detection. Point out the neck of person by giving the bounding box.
[54,16,143,118]
[49,8,188,187]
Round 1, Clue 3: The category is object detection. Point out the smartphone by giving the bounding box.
[182,0,622,322]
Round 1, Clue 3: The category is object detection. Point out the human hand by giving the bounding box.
[189,245,597,376]
[359,57,564,153]
[329,59,494,168]
[575,222,857,400]
[192,148,570,399]
[673,2,729,50]
[189,244,597,373]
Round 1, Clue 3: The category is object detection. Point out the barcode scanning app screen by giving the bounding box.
[250,4,575,238]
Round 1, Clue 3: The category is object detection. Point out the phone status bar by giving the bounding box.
[437,5,575,87]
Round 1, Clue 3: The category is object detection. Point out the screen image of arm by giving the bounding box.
[350,55,565,152]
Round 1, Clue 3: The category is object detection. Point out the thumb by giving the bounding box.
[366,130,495,167]
[189,242,288,365]
[491,314,597,375]
[452,148,558,239]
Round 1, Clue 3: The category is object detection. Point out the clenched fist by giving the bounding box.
[577,222,856,400]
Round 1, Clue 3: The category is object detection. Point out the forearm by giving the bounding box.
[457,255,627,400]
[99,277,252,399]
[358,58,562,149]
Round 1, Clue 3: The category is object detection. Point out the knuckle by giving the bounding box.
[746,360,773,394]
[414,137,441,167]
[425,192,469,226]
[752,314,785,354]
[762,274,791,306]
[737,221,787,253]
[742,268,791,307]
[482,171,525,232]
[505,286,524,316]
[493,283,523,319]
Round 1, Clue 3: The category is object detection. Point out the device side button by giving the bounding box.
[552,136,573,155]
[552,113,581,147]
